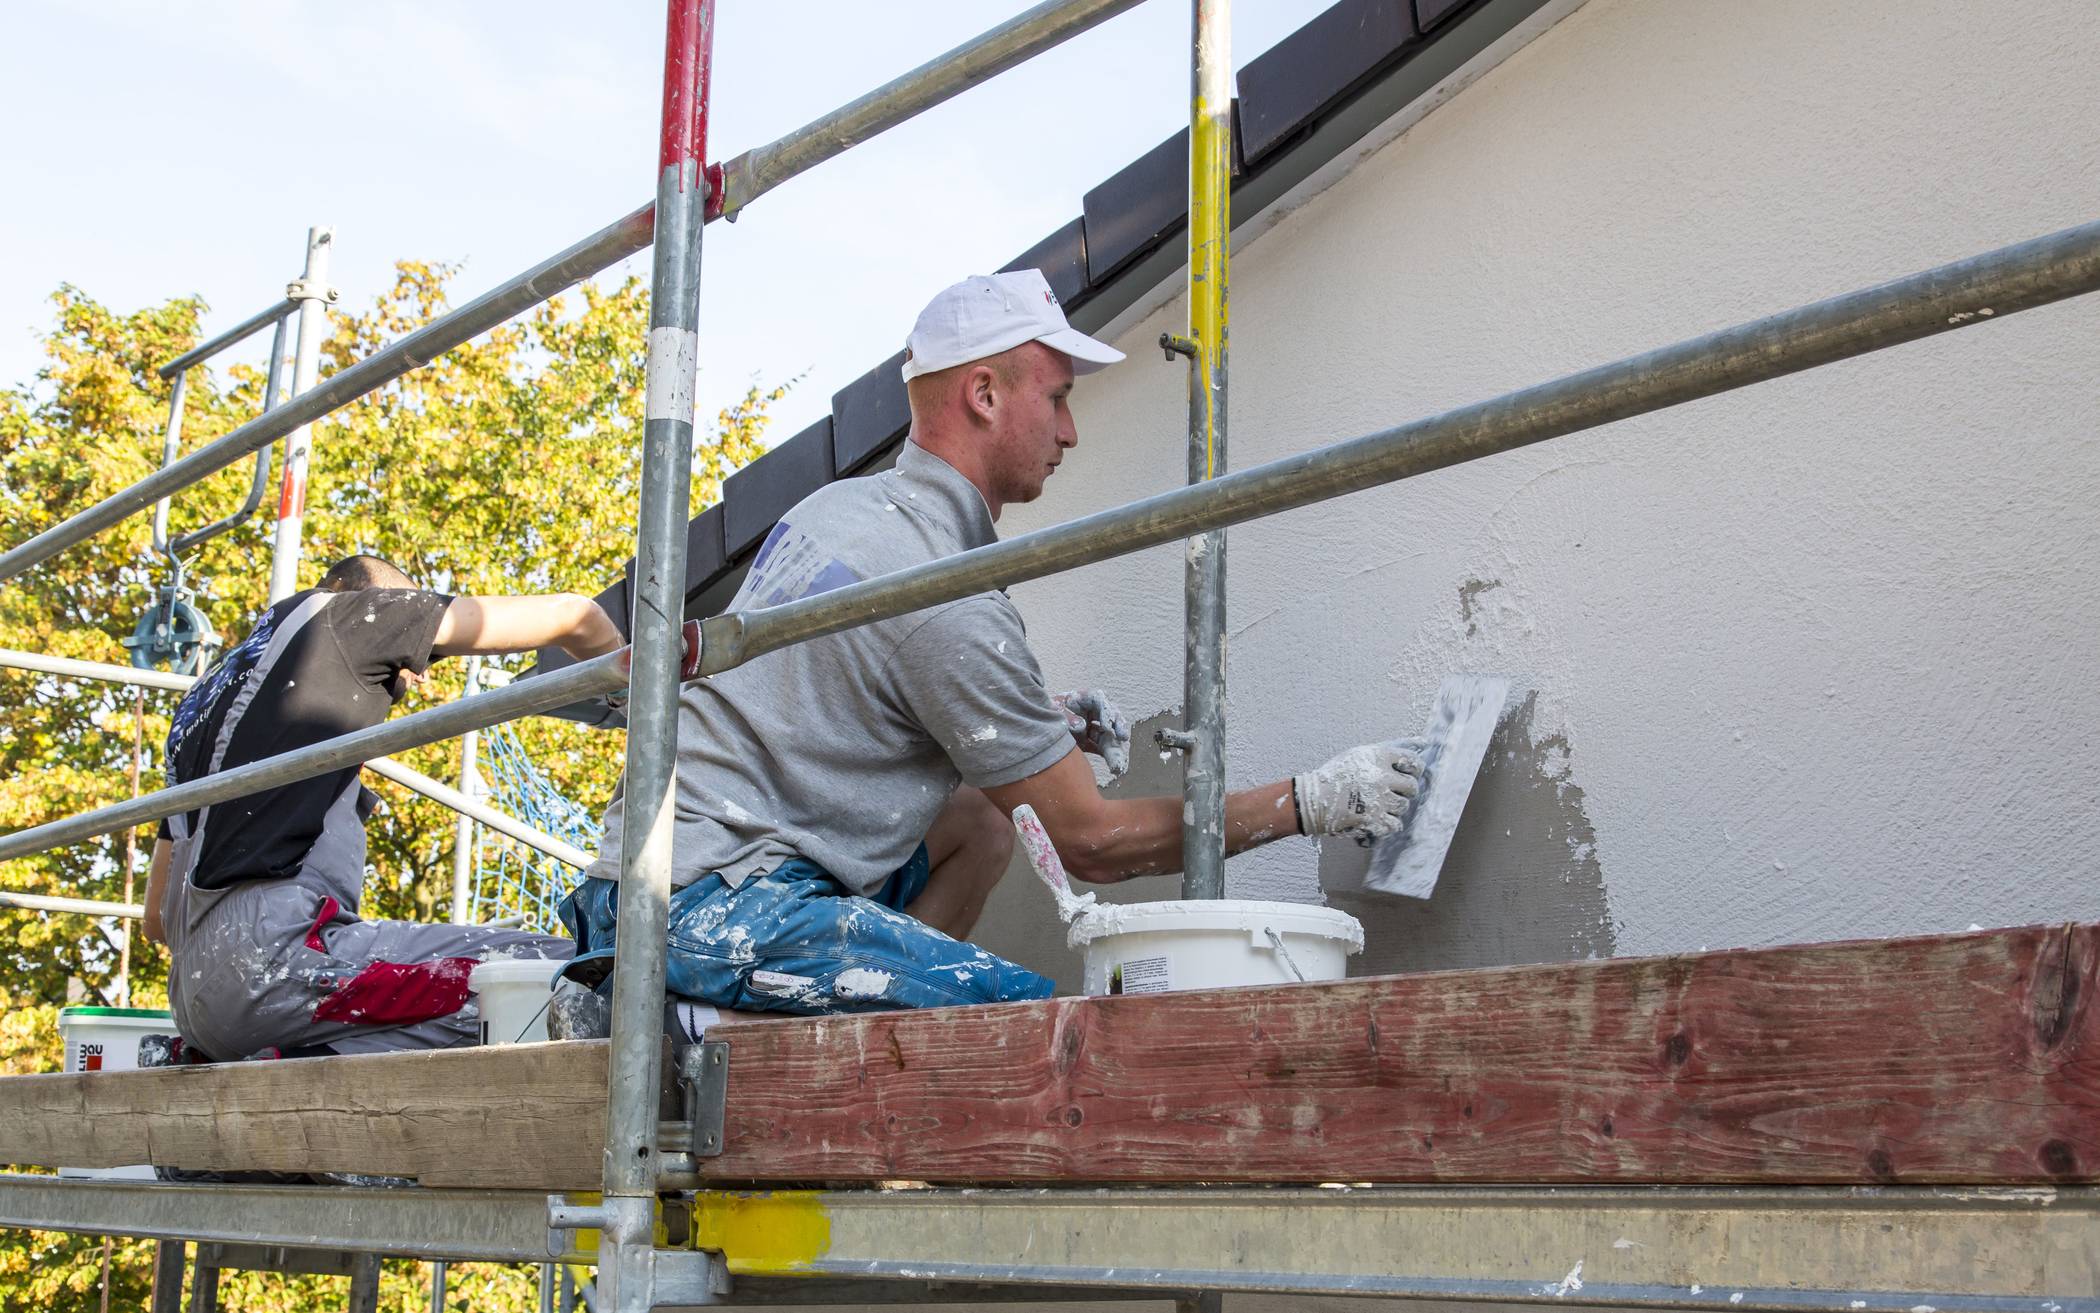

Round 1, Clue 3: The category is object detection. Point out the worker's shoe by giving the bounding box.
[545,979,723,1044]
[547,979,612,1041]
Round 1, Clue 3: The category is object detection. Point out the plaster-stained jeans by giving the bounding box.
[558,847,1056,1015]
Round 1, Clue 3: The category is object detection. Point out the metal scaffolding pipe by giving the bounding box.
[0,205,655,586]
[0,647,195,692]
[156,297,298,380]
[0,0,1143,587]
[0,649,629,861]
[0,891,144,920]
[1178,0,1232,902]
[365,756,593,871]
[601,4,716,1308]
[167,313,291,557]
[0,646,592,869]
[702,218,2100,669]
[5,221,2095,867]
[714,0,1144,218]
[267,227,337,602]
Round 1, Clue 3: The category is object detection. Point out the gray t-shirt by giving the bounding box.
[585,442,1074,897]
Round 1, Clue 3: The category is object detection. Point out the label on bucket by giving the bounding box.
[1109,956,1172,995]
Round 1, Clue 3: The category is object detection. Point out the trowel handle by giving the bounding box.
[1011,804,1072,896]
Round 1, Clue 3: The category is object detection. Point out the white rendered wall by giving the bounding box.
[990,0,2100,968]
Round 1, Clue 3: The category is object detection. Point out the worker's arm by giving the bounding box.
[979,740,1422,885]
[140,837,170,944]
[432,594,622,662]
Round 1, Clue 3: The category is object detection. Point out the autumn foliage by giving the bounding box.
[0,264,781,1310]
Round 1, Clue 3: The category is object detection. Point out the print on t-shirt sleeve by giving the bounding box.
[745,519,862,608]
[330,589,455,691]
[889,599,1074,789]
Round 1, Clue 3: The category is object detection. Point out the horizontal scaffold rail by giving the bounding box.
[3,219,2097,865]
[0,890,143,919]
[0,646,592,869]
[0,0,1141,587]
[156,296,295,379]
[2,922,2091,1190]
[0,1175,2091,1313]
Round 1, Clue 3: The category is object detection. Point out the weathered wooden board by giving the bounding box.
[1,924,2092,1189]
[0,1036,608,1189]
[701,921,2098,1185]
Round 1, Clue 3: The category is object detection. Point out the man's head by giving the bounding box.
[318,554,414,593]
[901,270,1123,518]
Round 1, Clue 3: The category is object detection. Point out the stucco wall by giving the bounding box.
[972,0,2100,991]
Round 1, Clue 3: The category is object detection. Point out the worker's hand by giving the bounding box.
[1052,688,1131,778]
[1293,739,1427,841]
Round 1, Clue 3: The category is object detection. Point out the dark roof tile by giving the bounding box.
[830,350,911,476]
[722,417,835,558]
[1414,0,1473,34]
[1083,126,1193,283]
[1239,0,1421,165]
[1000,217,1090,308]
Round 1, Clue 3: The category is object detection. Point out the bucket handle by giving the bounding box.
[1261,927,1311,983]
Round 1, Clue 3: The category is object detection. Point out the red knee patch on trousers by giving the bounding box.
[305,896,341,952]
[312,956,478,1026]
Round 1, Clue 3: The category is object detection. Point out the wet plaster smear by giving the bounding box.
[970,0,2100,992]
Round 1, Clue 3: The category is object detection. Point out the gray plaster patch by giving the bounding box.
[1458,576,1504,637]
[1321,691,1615,974]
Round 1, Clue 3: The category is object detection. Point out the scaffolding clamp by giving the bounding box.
[283,277,339,305]
[1158,332,1197,361]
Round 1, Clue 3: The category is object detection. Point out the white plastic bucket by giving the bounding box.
[1067,899,1364,996]
[57,1006,175,1180]
[469,958,565,1045]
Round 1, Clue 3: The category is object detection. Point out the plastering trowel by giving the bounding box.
[1363,674,1509,899]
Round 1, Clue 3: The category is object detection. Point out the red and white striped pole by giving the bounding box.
[596,1,715,1309]
[267,226,337,602]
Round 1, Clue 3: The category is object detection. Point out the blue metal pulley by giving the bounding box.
[124,582,221,676]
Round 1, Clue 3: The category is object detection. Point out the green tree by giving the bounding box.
[0,266,781,1310]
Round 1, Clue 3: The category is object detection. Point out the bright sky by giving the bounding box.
[1,1,1328,442]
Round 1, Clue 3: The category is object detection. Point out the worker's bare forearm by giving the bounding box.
[1068,781,1299,882]
[433,594,622,661]
[984,749,1300,885]
[141,837,170,944]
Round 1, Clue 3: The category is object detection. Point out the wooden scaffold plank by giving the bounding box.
[0,922,2091,1190]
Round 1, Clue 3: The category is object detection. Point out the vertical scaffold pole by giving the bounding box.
[268,226,337,602]
[451,657,484,925]
[1180,0,1231,901]
[599,1,714,1309]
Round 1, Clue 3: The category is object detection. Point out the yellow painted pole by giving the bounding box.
[1179,0,1232,899]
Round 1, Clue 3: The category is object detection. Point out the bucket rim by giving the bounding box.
[1065,898,1364,952]
[57,1006,174,1022]
[467,958,568,986]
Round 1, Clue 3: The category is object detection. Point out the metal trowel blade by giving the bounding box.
[1364,674,1510,899]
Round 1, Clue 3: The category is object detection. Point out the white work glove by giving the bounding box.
[1052,688,1131,778]
[1293,739,1427,842]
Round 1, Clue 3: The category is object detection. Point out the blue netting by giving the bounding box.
[470,717,602,933]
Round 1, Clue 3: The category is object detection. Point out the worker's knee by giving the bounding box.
[928,786,1013,892]
[952,786,1014,878]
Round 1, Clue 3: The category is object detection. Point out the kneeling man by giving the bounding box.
[563,270,1422,1019]
[143,555,620,1058]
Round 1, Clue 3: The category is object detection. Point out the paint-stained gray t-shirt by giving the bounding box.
[585,443,1074,897]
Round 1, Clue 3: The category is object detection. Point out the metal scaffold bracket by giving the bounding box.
[678,1040,730,1159]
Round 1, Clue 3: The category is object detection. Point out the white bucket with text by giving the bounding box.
[1068,900,1363,996]
[57,1006,176,1179]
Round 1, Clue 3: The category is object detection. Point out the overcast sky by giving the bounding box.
[1,0,1327,441]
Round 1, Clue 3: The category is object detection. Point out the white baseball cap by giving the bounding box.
[900,269,1125,382]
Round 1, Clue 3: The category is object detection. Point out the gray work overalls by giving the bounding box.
[161,592,571,1059]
